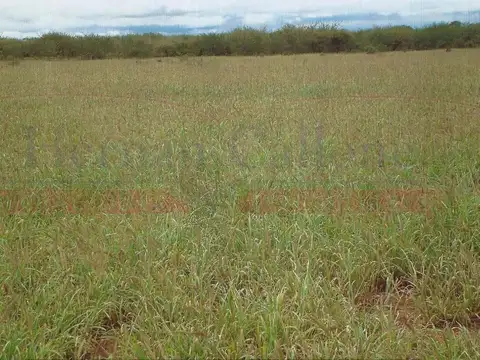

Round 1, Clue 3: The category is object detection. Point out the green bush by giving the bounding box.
[0,21,478,60]
[365,45,378,54]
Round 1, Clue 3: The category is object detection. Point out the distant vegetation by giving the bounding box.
[0,21,479,60]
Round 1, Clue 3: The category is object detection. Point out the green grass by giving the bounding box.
[1,49,480,359]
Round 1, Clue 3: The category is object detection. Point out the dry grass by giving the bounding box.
[1,49,480,358]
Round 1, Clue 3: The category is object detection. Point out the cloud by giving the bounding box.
[1,0,479,39]
[242,14,275,27]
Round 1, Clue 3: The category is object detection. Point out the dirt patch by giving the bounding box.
[86,337,118,360]
[355,272,421,330]
[73,307,135,360]
[355,272,415,307]
[356,273,480,336]
[431,314,480,331]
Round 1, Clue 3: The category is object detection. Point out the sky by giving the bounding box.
[1,0,479,38]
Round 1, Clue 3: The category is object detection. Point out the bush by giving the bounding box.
[0,21,478,60]
[365,45,378,54]
[4,55,21,66]
[465,40,477,48]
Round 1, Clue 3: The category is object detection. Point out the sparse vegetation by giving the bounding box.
[0,21,479,60]
[1,48,480,358]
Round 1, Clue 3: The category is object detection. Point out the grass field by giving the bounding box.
[1,49,480,359]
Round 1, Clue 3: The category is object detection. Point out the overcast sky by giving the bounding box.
[1,0,479,38]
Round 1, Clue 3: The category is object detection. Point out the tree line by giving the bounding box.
[0,21,479,60]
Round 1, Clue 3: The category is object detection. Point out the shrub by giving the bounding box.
[0,21,478,60]
[4,54,21,66]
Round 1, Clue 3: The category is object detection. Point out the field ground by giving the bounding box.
[1,49,480,358]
